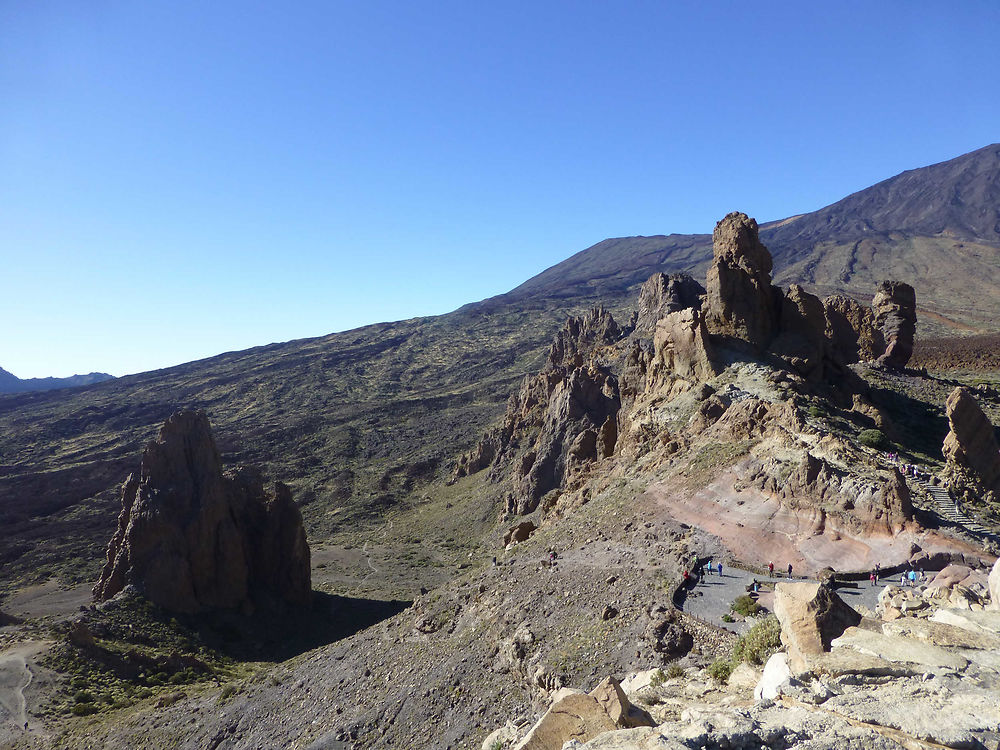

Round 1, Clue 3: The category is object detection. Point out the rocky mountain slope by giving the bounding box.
[0,367,113,394]
[4,146,1000,749]
[500,144,1000,334]
[5,209,1000,750]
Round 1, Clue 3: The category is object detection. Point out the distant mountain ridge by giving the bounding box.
[0,366,114,394]
[500,143,1000,334]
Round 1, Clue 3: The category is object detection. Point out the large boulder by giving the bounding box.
[514,677,652,750]
[93,411,311,614]
[652,308,717,382]
[871,281,916,368]
[513,691,618,750]
[773,582,862,672]
[942,387,1000,496]
[703,212,779,351]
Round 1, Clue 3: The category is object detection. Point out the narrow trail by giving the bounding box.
[915,477,1000,545]
[0,643,42,738]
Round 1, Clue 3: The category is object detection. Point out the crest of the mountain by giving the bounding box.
[93,410,311,614]
[703,212,780,351]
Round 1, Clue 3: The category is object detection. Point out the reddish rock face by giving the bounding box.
[942,387,1000,494]
[93,411,311,613]
[703,212,779,351]
[872,280,917,368]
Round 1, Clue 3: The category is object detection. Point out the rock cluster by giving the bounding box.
[493,580,1000,750]
[456,211,922,525]
[93,411,311,614]
[942,386,1000,502]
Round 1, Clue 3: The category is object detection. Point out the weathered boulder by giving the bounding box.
[823,294,884,364]
[703,212,779,351]
[754,652,797,700]
[513,691,618,750]
[589,676,654,729]
[93,411,311,614]
[652,308,717,381]
[773,582,862,672]
[942,387,1000,496]
[634,273,705,336]
[871,281,916,368]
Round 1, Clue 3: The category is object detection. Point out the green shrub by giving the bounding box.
[648,668,666,688]
[732,615,782,666]
[73,691,95,704]
[721,614,734,623]
[808,405,824,418]
[858,429,888,449]
[71,703,99,716]
[665,663,685,679]
[731,594,761,617]
[707,659,733,682]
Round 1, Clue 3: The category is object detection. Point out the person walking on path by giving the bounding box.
[869,571,876,587]
[717,561,723,577]
[768,561,774,576]
[706,558,713,575]
[875,563,881,582]
[787,563,793,579]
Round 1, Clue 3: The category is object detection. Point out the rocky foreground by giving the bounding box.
[485,572,1000,750]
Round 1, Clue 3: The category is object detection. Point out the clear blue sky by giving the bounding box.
[2,1,998,378]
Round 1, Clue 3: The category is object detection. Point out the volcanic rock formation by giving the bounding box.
[942,387,1000,503]
[872,280,917,368]
[452,309,624,515]
[703,212,780,351]
[634,272,706,337]
[93,410,311,614]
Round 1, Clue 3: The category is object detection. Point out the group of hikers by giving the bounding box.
[867,562,925,587]
[682,557,795,584]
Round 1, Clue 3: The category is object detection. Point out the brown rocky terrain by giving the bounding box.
[3,144,1000,749]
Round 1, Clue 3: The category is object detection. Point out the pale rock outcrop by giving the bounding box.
[753,652,796,700]
[871,281,916,368]
[773,582,862,672]
[652,308,716,382]
[93,411,311,614]
[703,212,779,350]
[590,677,654,729]
[514,677,652,750]
[942,387,1000,499]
